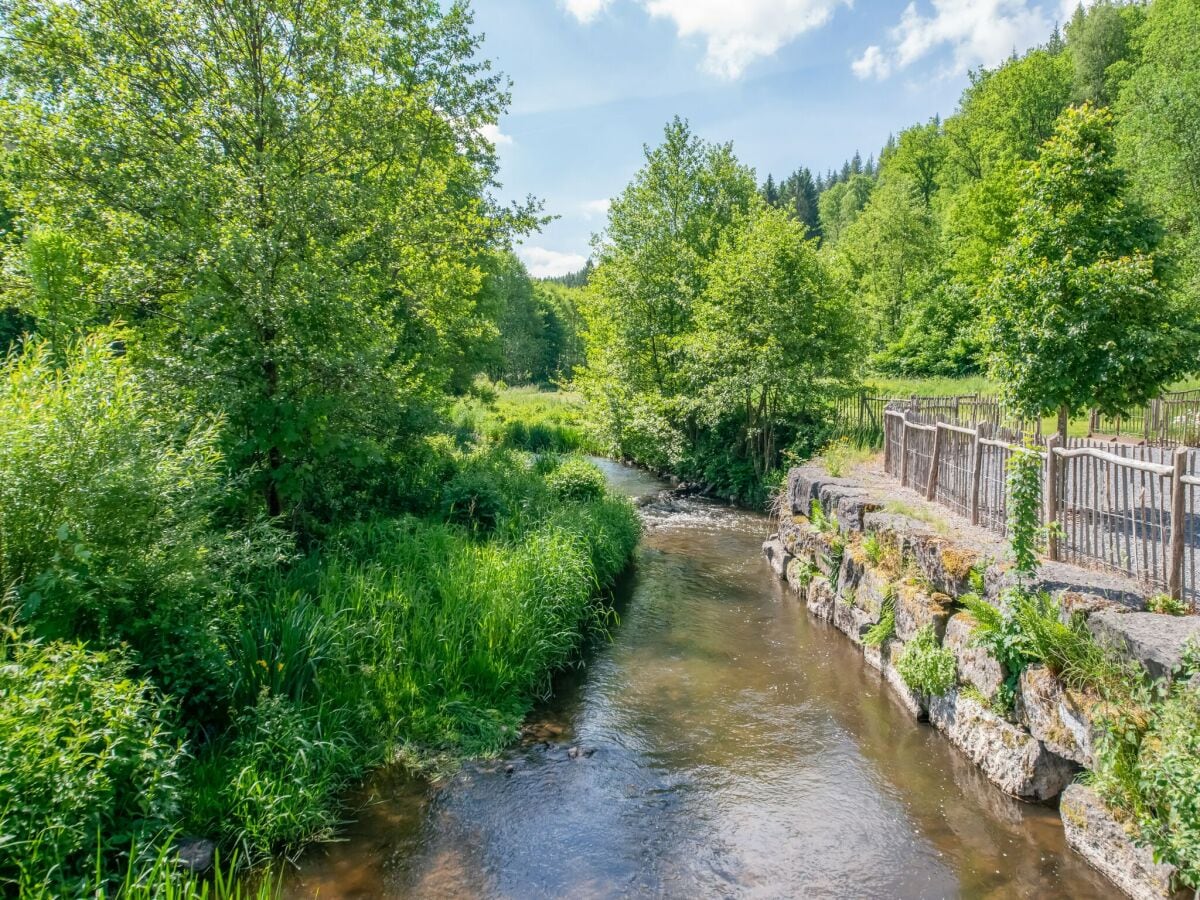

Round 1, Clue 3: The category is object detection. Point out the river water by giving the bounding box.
[284,459,1117,899]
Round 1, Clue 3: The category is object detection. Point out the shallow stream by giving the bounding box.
[284,459,1116,898]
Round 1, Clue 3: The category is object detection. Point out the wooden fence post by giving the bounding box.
[883,412,892,474]
[1170,447,1187,601]
[926,424,944,501]
[970,422,987,526]
[900,413,911,488]
[1046,434,1062,562]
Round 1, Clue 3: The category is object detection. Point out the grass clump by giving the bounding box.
[882,500,951,535]
[546,456,607,502]
[817,436,874,477]
[895,625,956,697]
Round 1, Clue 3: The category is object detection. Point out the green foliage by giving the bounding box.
[0,626,184,895]
[546,457,607,502]
[0,0,536,521]
[1006,447,1044,582]
[1147,594,1189,616]
[818,438,873,478]
[578,120,856,503]
[0,332,230,719]
[983,104,1196,423]
[1132,677,1200,886]
[1067,0,1142,106]
[863,587,896,647]
[441,465,509,533]
[1117,0,1200,293]
[895,625,957,697]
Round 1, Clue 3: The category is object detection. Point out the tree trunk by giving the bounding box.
[1057,405,1069,445]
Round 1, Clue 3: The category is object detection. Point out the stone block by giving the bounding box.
[1060,784,1187,900]
[927,690,1077,801]
[1087,609,1200,681]
[762,535,792,579]
[893,583,952,643]
[832,594,878,646]
[1015,666,1102,769]
[835,492,883,534]
[806,576,836,623]
[943,612,1006,703]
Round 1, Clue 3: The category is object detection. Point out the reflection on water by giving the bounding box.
[284,459,1117,899]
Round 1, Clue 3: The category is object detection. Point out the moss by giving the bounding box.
[940,546,978,581]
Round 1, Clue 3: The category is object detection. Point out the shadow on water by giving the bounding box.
[283,459,1119,899]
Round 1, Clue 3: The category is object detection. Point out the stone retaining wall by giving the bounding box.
[765,465,1197,900]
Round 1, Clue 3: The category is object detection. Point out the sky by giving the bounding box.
[469,0,1086,277]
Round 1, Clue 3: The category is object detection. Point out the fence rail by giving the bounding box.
[838,388,1200,450]
[884,407,1199,607]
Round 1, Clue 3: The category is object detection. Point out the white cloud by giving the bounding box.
[580,198,611,220]
[641,0,849,79]
[519,246,588,278]
[852,45,891,80]
[479,123,514,146]
[562,0,611,24]
[855,0,1052,80]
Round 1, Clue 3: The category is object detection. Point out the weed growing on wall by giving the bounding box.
[896,625,956,696]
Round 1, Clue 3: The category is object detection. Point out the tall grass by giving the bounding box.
[181,456,640,862]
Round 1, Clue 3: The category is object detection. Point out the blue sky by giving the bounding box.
[470,0,1083,277]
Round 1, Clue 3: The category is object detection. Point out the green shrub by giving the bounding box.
[0,332,228,720]
[0,628,184,895]
[441,465,508,532]
[895,625,956,696]
[1132,679,1200,886]
[1147,593,1189,616]
[545,456,607,502]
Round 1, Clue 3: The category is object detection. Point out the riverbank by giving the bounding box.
[2,435,640,896]
[282,459,1117,898]
[767,462,1200,898]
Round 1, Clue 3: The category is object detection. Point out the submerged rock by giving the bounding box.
[762,535,793,579]
[176,838,215,874]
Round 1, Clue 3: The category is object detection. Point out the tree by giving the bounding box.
[779,168,821,238]
[835,176,940,350]
[982,105,1196,436]
[884,119,946,207]
[943,48,1072,184]
[0,0,535,524]
[690,203,857,479]
[818,174,874,245]
[1117,0,1200,293]
[1067,0,1143,106]
[587,117,756,397]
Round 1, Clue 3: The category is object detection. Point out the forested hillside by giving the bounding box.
[577,0,1199,503]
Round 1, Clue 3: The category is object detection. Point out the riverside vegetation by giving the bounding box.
[0,2,636,895]
[875,447,1200,886]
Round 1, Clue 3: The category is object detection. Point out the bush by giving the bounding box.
[1133,679,1200,886]
[545,456,607,502]
[0,332,227,720]
[895,625,957,696]
[0,627,184,895]
[441,465,508,532]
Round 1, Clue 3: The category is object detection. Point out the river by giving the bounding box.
[283,459,1117,899]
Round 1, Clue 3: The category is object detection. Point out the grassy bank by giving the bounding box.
[0,343,640,896]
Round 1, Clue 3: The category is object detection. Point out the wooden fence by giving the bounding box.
[838,387,1200,450]
[884,407,1200,606]
[1090,389,1200,446]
